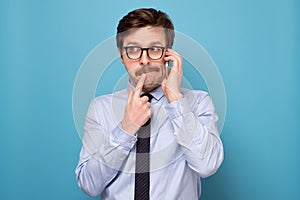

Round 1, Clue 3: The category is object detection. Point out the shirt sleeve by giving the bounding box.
[75,99,137,197]
[164,92,224,178]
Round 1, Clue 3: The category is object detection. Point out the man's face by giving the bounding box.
[119,26,167,92]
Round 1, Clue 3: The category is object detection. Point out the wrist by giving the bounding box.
[166,91,183,103]
[121,120,139,135]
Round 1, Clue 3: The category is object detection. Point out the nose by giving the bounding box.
[139,49,150,66]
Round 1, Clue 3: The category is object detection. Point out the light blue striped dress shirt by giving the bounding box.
[75,85,224,200]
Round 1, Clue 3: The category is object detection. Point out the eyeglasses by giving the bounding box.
[122,46,166,60]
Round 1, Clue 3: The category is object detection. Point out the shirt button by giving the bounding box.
[179,105,184,111]
[131,140,135,144]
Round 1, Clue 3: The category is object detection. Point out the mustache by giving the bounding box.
[135,64,163,76]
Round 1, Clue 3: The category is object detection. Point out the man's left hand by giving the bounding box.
[162,48,183,103]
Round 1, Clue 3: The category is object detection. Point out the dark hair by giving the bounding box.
[116,8,175,48]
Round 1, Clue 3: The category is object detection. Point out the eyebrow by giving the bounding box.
[149,41,164,46]
[124,41,164,47]
[124,42,139,46]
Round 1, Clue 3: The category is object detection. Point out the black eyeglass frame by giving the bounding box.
[122,46,167,60]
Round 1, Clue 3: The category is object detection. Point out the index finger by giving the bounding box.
[134,73,146,98]
[166,48,180,56]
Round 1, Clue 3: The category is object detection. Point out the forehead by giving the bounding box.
[123,26,166,47]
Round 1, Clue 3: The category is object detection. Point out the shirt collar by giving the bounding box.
[149,86,164,101]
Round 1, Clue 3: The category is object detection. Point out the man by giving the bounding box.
[75,8,224,200]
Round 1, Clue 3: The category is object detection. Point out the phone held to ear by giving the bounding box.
[165,61,173,67]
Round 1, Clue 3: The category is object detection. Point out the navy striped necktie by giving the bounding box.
[134,93,153,200]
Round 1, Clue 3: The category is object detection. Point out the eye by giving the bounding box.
[150,46,160,52]
[126,46,140,53]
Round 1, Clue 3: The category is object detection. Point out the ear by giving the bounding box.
[118,48,125,64]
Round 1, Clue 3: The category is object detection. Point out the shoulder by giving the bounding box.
[88,89,128,119]
[87,89,128,122]
[181,88,210,102]
[93,88,128,105]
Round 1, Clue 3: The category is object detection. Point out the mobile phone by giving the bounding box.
[164,61,170,78]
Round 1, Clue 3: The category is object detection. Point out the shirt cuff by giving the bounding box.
[164,97,192,119]
[111,124,137,151]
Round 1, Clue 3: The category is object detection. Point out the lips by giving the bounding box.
[135,66,160,76]
[143,69,157,73]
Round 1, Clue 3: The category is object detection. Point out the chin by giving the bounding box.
[143,82,161,92]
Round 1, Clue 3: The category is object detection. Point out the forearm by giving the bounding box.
[165,95,224,177]
[174,114,224,177]
[75,99,137,196]
[75,149,119,197]
[75,139,132,197]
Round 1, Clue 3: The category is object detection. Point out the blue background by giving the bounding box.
[1,0,299,199]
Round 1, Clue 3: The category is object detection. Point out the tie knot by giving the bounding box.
[141,93,153,103]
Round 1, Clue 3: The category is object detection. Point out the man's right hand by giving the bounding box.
[122,74,152,135]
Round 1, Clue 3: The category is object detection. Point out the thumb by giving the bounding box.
[161,78,167,91]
